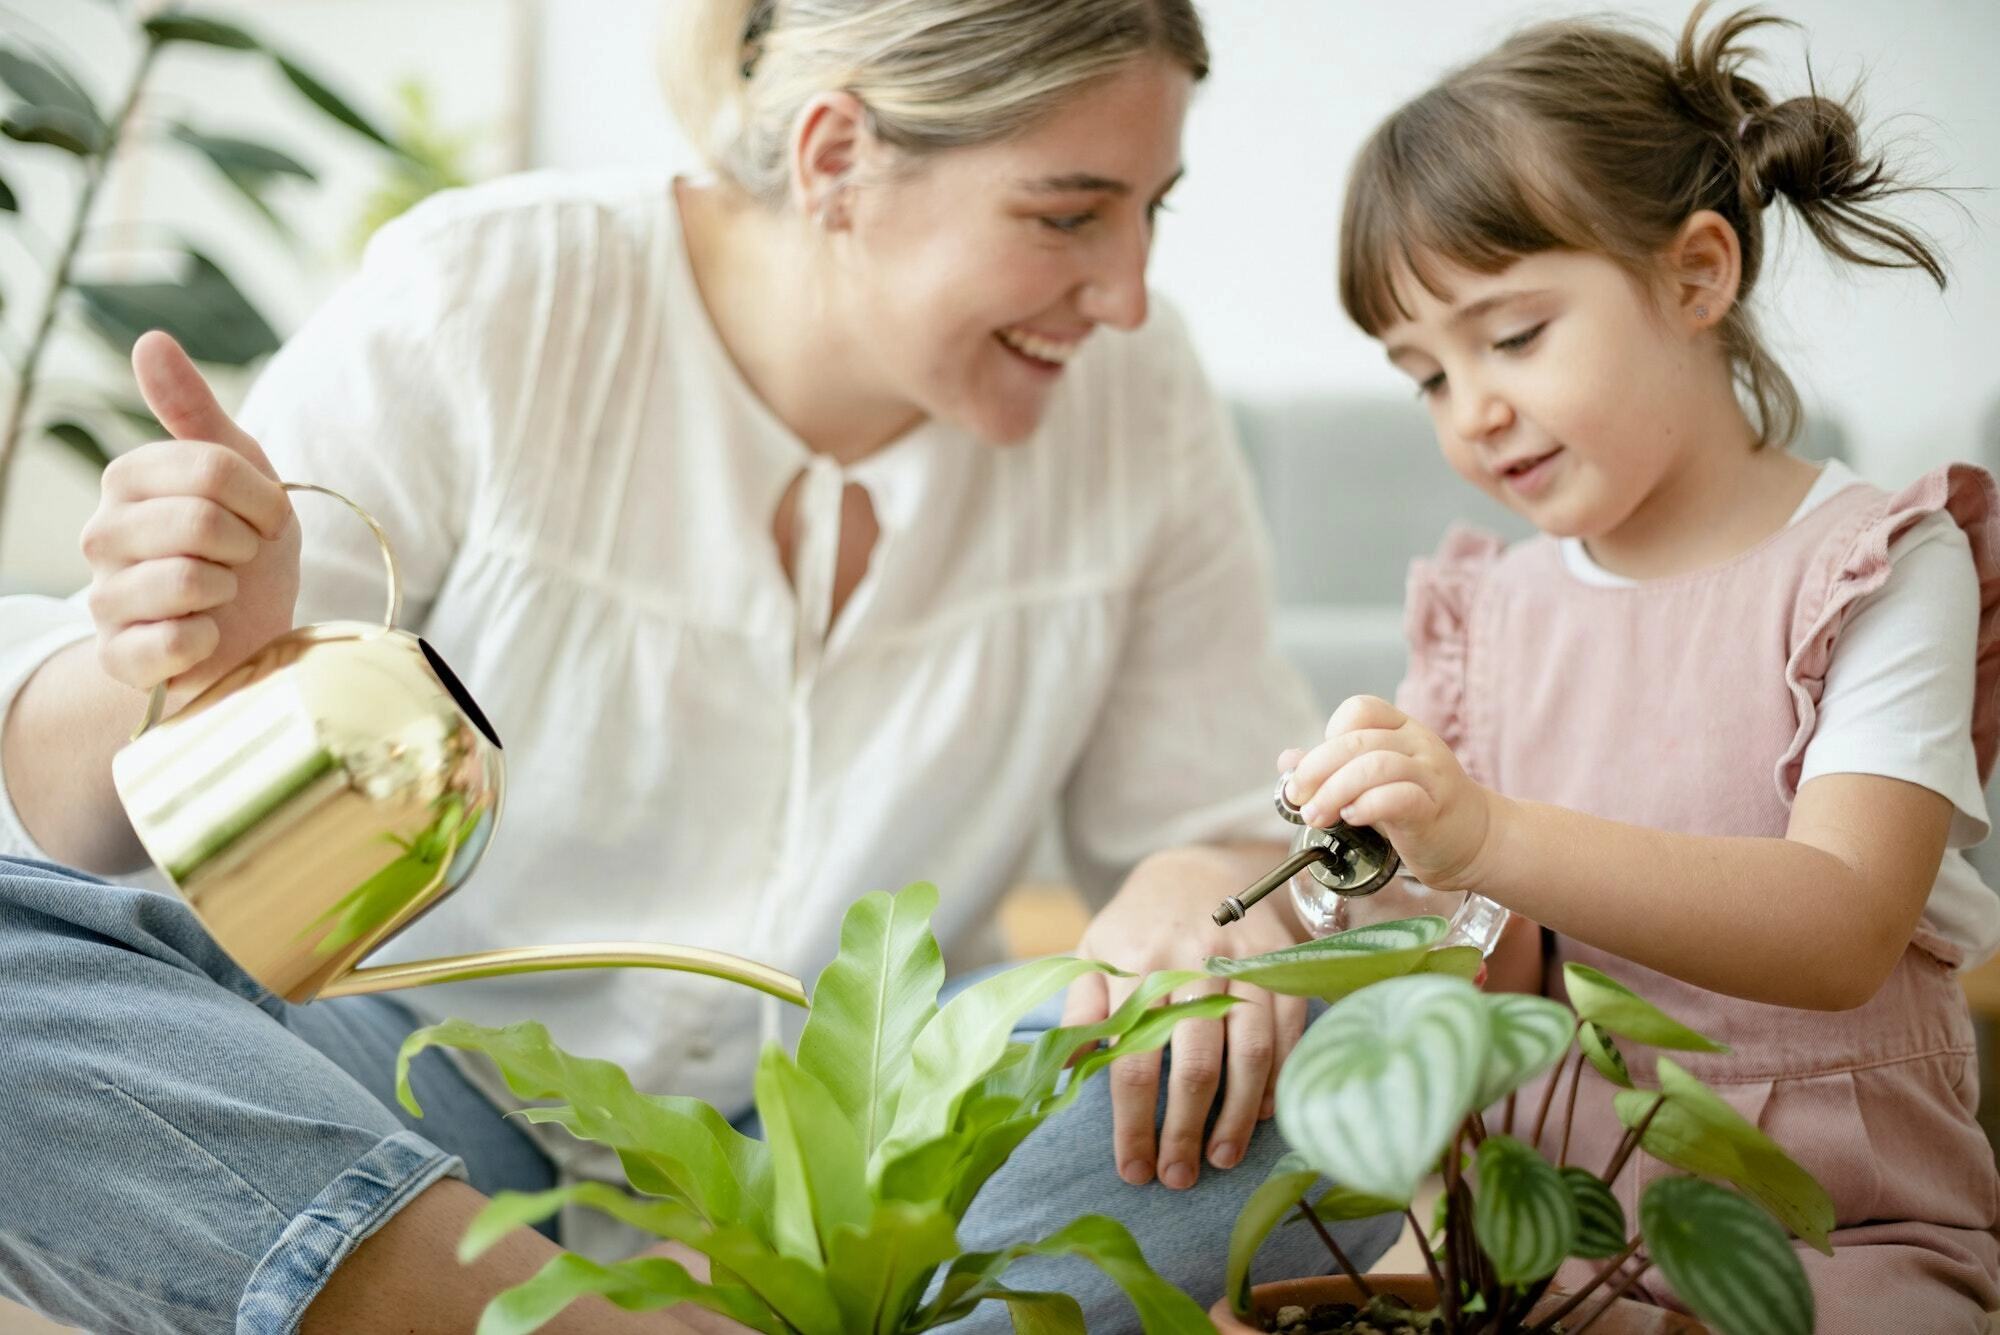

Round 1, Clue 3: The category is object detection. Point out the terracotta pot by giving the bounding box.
[1208,1273,1708,1334]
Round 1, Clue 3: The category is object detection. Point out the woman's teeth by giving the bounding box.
[999,328,1080,365]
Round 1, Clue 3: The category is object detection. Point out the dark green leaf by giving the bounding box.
[1560,1166,1627,1259]
[1471,1134,1576,1285]
[274,55,397,151]
[143,14,260,50]
[74,248,280,365]
[169,124,315,182]
[1640,1176,1814,1335]
[44,419,112,469]
[2,106,99,155]
[1578,1020,1632,1088]
[0,170,16,211]
[1222,1154,1320,1316]
[111,400,164,438]
[0,48,103,134]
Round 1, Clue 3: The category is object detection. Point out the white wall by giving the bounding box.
[531,0,2000,487]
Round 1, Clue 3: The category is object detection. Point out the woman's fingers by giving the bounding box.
[88,557,239,628]
[81,495,265,570]
[98,615,222,689]
[1108,1043,1166,1186]
[97,443,290,543]
[1152,983,1228,1188]
[1207,989,1275,1170]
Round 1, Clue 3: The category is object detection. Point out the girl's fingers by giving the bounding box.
[1207,991,1274,1170]
[98,615,221,691]
[1338,779,1436,831]
[1285,728,1417,820]
[81,495,265,571]
[98,441,291,541]
[1322,694,1404,741]
[87,557,239,628]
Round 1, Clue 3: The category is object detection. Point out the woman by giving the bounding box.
[0,1,1395,1331]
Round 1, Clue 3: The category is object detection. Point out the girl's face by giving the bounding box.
[1376,249,1716,543]
[835,58,1192,445]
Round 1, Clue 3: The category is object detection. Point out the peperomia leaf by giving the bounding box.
[1471,1134,1577,1285]
[1560,1166,1628,1260]
[757,1044,869,1266]
[1640,1176,1814,1335]
[1222,1153,1320,1314]
[1276,972,1489,1203]
[1564,963,1727,1052]
[1578,1019,1633,1088]
[823,1199,960,1334]
[1470,990,1574,1110]
[877,955,1120,1165]
[796,882,946,1156]
[397,1018,770,1236]
[1205,915,1451,999]
[1612,1057,1834,1253]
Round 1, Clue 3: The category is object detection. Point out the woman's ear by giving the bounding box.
[790,91,869,230]
[1667,209,1743,332]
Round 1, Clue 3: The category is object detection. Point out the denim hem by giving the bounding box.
[234,1130,468,1335]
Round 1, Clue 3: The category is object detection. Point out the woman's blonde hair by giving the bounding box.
[1338,2,1945,450]
[662,0,1207,207]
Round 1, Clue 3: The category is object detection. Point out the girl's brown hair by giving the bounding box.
[1338,2,1945,449]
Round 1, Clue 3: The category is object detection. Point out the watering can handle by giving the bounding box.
[132,483,404,741]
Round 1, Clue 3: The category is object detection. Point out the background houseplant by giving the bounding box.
[0,1,408,540]
[1205,917,1834,1335]
[397,882,1234,1335]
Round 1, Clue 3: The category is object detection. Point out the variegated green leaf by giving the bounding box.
[1276,972,1489,1202]
[1612,1058,1834,1254]
[1471,991,1574,1109]
[1578,1020,1632,1088]
[757,1044,869,1265]
[1560,1166,1627,1259]
[1206,915,1450,999]
[797,883,946,1156]
[1640,1176,1814,1335]
[1564,963,1727,1052]
[1222,1153,1320,1314]
[1471,1134,1576,1285]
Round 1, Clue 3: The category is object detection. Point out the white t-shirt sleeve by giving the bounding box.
[1058,307,1320,900]
[1798,510,1989,846]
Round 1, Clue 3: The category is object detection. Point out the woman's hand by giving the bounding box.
[84,332,299,706]
[1282,694,1498,892]
[1060,843,1307,1192]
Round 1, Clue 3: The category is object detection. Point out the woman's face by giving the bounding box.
[836,57,1193,445]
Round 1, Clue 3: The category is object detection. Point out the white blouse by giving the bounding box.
[0,172,1318,1155]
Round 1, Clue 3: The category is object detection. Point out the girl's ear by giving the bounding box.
[1666,210,1743,332]
[789,91,871,230]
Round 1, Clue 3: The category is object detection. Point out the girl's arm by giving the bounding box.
[1285,694,1953,1011]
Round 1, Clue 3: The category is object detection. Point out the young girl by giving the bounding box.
[1282,4,2000,1329]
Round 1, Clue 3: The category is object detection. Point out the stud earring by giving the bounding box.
[1694,305,1710,321]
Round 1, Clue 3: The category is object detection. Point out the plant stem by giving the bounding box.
[0,33,163,532]
[1439,1136,1463,1328]
[1560,1256,1653,1335]
[1501,1091,1517,1138]
[1556,1048,1585,1168]
[1601,1094,1665,1187]
[1520,1234,1644,1334]
[1294,1198,1374,1300]
[1529,1025,1580,1149]
[1405,1204,1446,1296]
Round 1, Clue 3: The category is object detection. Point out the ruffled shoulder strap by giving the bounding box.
[1780,464,2000,797]
[1397,525,1509,760]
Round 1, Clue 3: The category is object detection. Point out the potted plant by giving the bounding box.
[396,882,1230,1334]
[1201,916,1833,1335]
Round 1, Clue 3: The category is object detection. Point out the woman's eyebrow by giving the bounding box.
[1017,167,1184,196]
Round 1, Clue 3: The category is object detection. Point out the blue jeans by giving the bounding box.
[0,857,1395,1333]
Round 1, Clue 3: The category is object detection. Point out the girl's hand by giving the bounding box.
[83,332,299,706]
[1283,694,1499,892]
[1060,844,1307,1193]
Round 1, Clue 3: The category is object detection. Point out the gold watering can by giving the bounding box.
[112,484,807,1009]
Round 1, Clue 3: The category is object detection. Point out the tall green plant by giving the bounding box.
[398,883,1230,1335]
[1211,920,1832,1335]
[0,2,406,533]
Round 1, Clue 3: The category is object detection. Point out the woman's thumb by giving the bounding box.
[132,330,275,474]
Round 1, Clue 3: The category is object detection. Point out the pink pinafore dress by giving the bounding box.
[1398,465,2000,1331]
